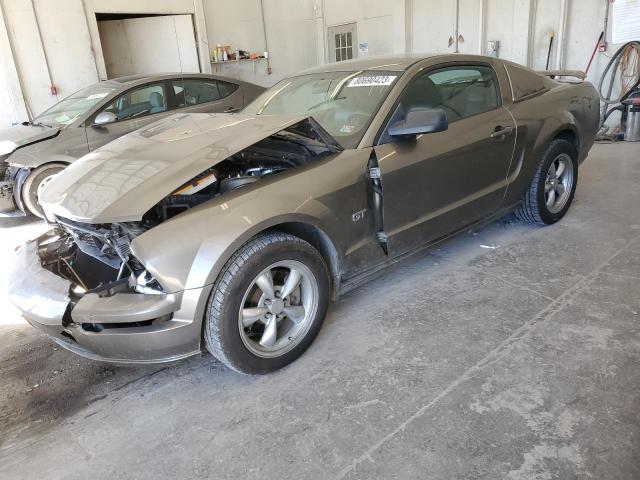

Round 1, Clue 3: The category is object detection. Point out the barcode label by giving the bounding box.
[347,75,397,87]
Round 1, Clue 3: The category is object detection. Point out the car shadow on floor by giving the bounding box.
[0,323,214,449]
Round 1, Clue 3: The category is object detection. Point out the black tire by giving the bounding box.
[22,163,67,217]
[204,232,330,374]
[515,139,578,225]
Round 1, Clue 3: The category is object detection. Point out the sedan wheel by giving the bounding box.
[21,163,67,218]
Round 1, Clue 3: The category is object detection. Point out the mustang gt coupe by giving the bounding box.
[9,54,599,374]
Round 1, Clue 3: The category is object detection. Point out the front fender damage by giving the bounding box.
[8,231,202,363]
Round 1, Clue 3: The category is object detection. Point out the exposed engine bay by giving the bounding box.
[37,120,340,298]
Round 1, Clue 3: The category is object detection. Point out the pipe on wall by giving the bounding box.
[0,0,31,121]
[526,0,537,67]
[478,0,486,55]
[30,0,57,102]
[405,0,413,54]
[555,0,569,69]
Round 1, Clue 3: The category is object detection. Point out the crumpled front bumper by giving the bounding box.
[8,237,209,363]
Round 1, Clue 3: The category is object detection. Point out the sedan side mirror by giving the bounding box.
[93,111,117,127]
[389,108,448,138]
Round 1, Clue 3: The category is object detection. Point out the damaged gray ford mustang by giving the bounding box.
[8,54,600,374]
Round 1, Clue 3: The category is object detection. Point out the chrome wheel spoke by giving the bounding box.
[546,189,556,207]
[283,305,306,323]
[256,271,276,299]
[280,269,302,299]
[543,154,574,214]
[242,307,268,327]
[259,316,278,348]
[238,260,319,358]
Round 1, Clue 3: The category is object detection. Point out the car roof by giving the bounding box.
[297,54,446,75]
[101,72,236,88]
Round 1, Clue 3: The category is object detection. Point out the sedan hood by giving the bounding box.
[0,124,61,156]
[39,113,309,223]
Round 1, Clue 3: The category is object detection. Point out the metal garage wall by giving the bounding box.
[0,0,96,123]
[202,0,320,87]
[0,1,27,126]
[322,0,406,58]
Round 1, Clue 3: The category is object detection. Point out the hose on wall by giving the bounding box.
[598,41,640,130]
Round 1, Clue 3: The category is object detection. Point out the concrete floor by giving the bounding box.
[1,143,639,479]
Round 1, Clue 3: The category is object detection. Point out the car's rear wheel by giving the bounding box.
[204,232,330,374]
[21,163,67,217]
[516,139,578,225]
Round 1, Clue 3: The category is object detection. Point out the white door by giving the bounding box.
[458,0,482,54]
[411,0,481,54]
[328,23,357,63]
[98,15,200,78]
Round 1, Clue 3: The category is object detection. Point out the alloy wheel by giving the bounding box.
[238,260,319,358]
[544,153,574,214]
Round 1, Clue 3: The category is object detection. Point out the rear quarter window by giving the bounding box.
[505,63,547,101]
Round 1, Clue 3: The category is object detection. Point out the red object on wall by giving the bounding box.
[50,85,57,96]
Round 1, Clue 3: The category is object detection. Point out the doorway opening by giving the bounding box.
[96,13,200,79]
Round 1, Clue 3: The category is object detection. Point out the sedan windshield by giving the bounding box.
[243,71,400,149]
[34,84,117,127]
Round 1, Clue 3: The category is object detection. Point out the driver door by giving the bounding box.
[85,82,172,151]
[375,64,516,257]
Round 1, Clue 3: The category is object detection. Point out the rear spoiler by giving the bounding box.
[537,70,586,80]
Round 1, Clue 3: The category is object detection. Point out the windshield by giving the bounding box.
[34,84,117,127]
[243,71,400,149]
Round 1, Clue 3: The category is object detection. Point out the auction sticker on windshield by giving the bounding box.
[347,75,397,87]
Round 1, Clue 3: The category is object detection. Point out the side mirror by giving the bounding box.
[93,111,117,127]
[388,108,448,138]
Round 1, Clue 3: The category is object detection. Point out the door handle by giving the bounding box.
[490,126,514,140]
[223,106,238,113]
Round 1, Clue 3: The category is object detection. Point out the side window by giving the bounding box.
[102,83,167,121]
[397,65,500,123]
[505,64,546,101]
[171,79,237,107]
[217,80,239,99]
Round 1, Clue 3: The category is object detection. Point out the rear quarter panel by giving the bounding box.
[502,81,599,207]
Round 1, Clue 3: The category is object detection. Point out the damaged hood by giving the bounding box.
[0,124,61,156]
[39,113,311,223]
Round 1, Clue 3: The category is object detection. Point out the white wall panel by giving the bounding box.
[0,1,27,125]
[322,0,404,62]
[412,0,456,54]
[484,0,532,64]
[34,0,98,97]
[1,0,57,117]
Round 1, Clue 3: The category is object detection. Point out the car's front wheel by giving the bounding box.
[204,232,330,374]
[516,139,578,225]
[21,163,67,217]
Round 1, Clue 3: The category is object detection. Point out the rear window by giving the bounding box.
[505,64,546,101]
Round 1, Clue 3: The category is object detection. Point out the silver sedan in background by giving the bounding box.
[0,73,265,217]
